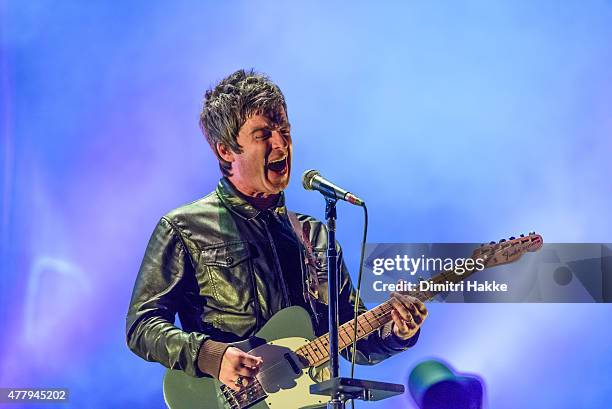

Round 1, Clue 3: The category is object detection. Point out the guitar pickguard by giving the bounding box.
[163,306,327,409]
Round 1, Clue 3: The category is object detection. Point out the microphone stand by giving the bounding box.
[310,198,404,409]
[325,198,341,407]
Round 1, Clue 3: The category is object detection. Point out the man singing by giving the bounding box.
[126,69,427,395]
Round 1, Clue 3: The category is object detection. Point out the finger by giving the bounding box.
[391,310,409,334]
[395,294,426,323]
[235,364,259,378]
[240,352,263,368]
[391,292,417,313]
[393,298,420,328]
[390,297,414,323]
[413,298,428,315]
[409,300,427,324]
[404,311,417,327]
[392,292,422,307]
[412,311,423,325]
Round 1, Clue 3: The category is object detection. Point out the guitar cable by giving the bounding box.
[349,204,368,409]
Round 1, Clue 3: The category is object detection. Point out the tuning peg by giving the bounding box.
[509,236,516,240]
[499,239,506,243]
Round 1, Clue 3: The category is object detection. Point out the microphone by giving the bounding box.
[302,170,365,206]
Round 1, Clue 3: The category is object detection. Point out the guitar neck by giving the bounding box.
[295,264,479,368]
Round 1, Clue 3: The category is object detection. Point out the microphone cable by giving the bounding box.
[349,204,368,409]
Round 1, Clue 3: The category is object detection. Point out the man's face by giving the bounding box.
[221,109,292,197]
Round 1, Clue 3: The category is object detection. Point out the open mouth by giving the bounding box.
[267,156,288,174]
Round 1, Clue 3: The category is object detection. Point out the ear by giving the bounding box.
[216,143,235,163]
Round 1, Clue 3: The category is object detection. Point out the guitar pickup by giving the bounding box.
[284,353,302,375]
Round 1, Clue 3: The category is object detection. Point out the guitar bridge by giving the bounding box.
[219,380,267,409]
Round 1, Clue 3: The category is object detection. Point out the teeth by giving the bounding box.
[269,157,286,164]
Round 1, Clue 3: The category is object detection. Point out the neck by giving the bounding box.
[245,194,280,210]
[295,264,482,368]
[226,177,280,210]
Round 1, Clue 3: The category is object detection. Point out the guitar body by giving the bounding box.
[163,306,328,409]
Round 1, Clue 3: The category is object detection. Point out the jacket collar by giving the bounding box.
[216,177,287,220]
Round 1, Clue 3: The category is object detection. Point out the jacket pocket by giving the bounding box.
[200,241,254,312]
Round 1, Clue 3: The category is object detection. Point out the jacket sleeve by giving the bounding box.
[337,249,420,365]
[126,217,210,377]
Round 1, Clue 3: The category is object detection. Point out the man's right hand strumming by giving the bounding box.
[218,347,263,391]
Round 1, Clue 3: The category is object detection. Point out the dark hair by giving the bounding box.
[199,69,288,176]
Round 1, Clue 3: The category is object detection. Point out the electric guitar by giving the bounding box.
[163,233,543,409]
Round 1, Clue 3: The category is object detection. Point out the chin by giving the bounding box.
[269,183,288,194]
[266,175,290,193]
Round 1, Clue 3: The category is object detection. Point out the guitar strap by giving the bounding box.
[287,211,322,312]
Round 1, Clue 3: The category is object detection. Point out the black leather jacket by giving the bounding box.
[126,178,417,377]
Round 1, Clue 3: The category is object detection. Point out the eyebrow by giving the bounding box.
[250,123,291,135]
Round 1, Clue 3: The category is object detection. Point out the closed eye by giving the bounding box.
[255,129,272,140]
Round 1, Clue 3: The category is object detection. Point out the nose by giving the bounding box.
[270,130,289,150]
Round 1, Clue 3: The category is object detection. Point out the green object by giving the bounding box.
[408,359,484,409]
[409,360,456,401]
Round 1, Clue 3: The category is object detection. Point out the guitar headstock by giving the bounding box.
[472,232,543,268]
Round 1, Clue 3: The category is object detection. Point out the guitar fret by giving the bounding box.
[308,342,324,361]
[299,344,311,360]
[363,312,377,328]
[301,343,316,362]
[319,335,330,358]
[311,336,328,365]
[338,326,353,347]
[307,343,320,361]
[314,338,329,360]
[296,346,317,365]
[338,326,352,348]
[369,308,383,325]
[357,316,371,332]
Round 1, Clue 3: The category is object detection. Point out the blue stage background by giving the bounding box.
[2,1,612,408]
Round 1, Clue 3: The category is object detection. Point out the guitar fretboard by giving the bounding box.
[295,261,483,367]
